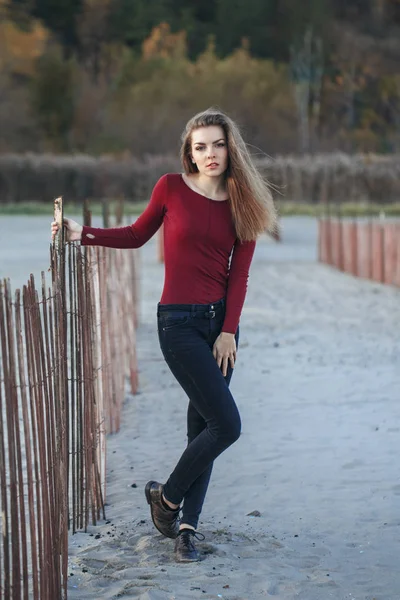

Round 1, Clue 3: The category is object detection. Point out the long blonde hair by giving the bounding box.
[180,107,277,242]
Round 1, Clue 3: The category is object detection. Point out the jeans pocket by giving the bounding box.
[160,315,189,332]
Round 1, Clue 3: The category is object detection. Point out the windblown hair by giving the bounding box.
[180,107,277,242]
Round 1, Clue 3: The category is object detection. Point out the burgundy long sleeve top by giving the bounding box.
[81,173,256,334]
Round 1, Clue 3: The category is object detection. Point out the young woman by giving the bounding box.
[51,108,276,563]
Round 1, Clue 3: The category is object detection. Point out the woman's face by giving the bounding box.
[190,125,228,177]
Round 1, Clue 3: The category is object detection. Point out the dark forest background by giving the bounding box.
[1,0,400,156]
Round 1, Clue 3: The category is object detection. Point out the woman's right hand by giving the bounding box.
[51,218,83,242]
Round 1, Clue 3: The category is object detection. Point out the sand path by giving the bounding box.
[10,216,395,600]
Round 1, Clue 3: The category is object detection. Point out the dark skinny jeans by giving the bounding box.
[157,297,240,529]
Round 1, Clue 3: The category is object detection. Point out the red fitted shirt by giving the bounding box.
[81,173,256,333]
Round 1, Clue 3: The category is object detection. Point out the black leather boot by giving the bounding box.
[174,528,205,562]
[145,480,180,539]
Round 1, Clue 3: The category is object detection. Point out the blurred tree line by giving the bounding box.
[1,0,400,155]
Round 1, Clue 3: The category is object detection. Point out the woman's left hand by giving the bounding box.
[212,332,237,377]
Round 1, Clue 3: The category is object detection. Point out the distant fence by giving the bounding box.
[0,205,139,599]
[2,152,400,204]
[318,218,400,286]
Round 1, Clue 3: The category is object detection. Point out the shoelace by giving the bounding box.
[179,529,205,542]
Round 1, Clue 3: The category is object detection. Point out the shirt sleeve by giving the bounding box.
[81,174,168,249]
[222,239,256,334]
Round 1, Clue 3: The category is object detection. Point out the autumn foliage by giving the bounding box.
[1,2,400,158]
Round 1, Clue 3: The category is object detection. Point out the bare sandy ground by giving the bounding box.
[2,217,400,599]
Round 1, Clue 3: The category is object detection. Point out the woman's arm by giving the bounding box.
[81,174,168,249]
[52,175,168,248]
[221,238,256,334]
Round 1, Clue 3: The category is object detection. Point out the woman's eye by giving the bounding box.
[194,147,204,151]
[217,143,225,147]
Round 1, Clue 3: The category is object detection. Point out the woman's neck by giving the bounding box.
[189,173,228,200]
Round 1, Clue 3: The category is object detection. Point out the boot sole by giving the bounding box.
[145,480,156,505]
[174,554,201,563]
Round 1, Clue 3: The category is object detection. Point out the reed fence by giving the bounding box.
[318,217,400,286]
[0,200,139,599]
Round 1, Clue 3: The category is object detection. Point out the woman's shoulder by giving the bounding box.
[158,173,184,198]
[151,173,181,200]
[157,172,182,186]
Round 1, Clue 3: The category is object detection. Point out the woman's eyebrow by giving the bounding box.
[194,138,225,145]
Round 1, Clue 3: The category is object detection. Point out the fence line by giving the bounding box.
[2,153,400,205]
[0,205,139,599]
[318,217,400,286]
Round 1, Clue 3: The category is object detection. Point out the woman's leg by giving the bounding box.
[159,324,241,510]
[181,342,238,529]
[180,403,213,529]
